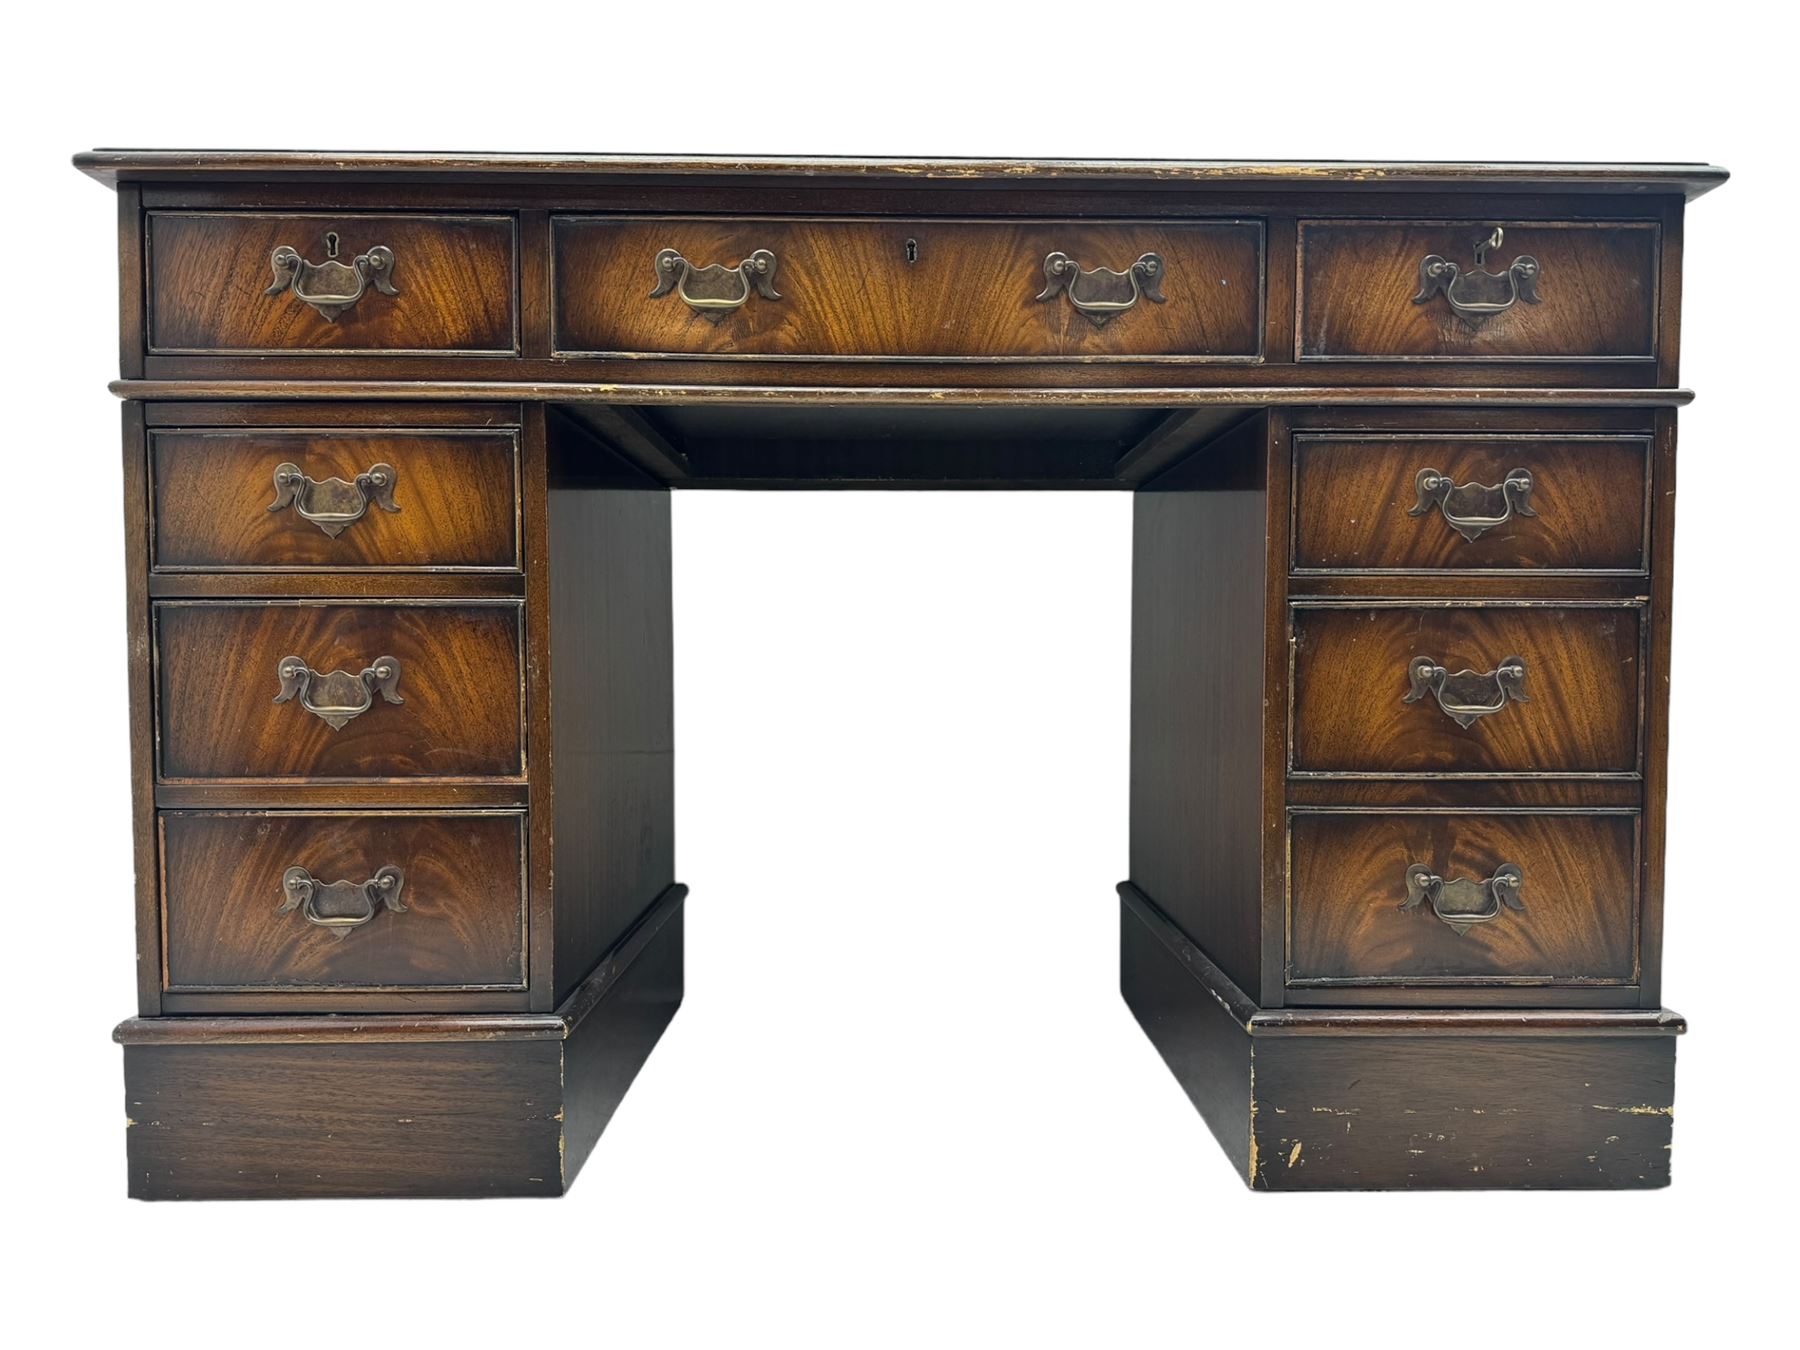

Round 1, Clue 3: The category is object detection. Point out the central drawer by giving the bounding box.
[155,600,524,782]
[1289,602,1644,776]
[552,216,1265,359]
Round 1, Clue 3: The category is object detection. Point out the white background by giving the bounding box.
[3,3,1790,1344]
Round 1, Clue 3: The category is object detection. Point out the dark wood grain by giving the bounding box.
[1288,811,1638,987]
[152,427,519,570]
[1290,602,1643,775]
[1251,1033,1675,1189]
[161,811,525,998]
[1127,415,1271,998]
[124,1041,564,1199]
[553,217,1262,359]
[1121,885,1678,1190]
[1298,220,1659,360]
[147,212,516,353]
[155,600,523,780]
[1292,434,1649,572]
[545,414,677,1003]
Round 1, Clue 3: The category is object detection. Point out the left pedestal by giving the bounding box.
[115,399,679,1198]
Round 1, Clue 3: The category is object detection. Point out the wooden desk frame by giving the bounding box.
[79,154,1723,1195]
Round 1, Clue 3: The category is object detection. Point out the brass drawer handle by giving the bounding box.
[650,247,780,316]
[274,654,403,731]
[268,462,400,538]
[1404,654,1529,729]
[1408,466,1536,543]
[1036,251,1166,327]
[266,230,399,322]
[1401,861,1524,936]
[278,864,406,938]
[1412,227,1540,319]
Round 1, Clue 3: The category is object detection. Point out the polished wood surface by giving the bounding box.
[1298,220,1658,359]
[1289,602,1643,775]
[1291,434,1649,572]
[161,811,526,998]
[151,426,520,570]
[82,153,1718,1196]
[1287,810,1638,986]
[553,217,1263,359]
[155,600,524,780]
[148,212,517,353]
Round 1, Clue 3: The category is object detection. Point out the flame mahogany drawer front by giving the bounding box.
[1287,811,1639,991]
[146,211,519,354]
[154,601,525,782]
[151,426,522,571]
[1288,602,1644,777]
[1296,219,1659,360]
[551,217,1265,359]
[1291,434,1652,574]
[160,811,527,1006]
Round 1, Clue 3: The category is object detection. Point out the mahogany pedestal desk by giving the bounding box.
[76,152,1724,1196]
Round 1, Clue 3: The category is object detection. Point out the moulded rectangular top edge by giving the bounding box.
[71,151,1731,199]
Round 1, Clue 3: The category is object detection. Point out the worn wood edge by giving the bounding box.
[114,882,688,1046]
[1117,881,1685,1039]
[108,381,1699,409]
[69,152,1731,199]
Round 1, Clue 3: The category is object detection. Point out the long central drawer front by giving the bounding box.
[552,217,1265,359]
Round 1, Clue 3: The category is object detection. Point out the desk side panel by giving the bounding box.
[1128,415,1272,998]
[545,414,677,1002]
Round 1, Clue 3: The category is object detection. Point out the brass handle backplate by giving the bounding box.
[1408,466,1536,543]
[1401,861,1524,936]
[1036,251,1166,327]
[1412,226,1540,319]
[649,247,780,318]
[274,654,403,731]
[278,864,406,938]
[268,462,400,537]
[1403,654,1529,729]
[266,230,399,322]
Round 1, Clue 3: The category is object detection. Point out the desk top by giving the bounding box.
[72,151,1730,199]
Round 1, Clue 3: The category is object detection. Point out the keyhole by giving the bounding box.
[904,238,918,265]
[325,231,340,259]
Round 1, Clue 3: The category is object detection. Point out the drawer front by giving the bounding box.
[1291,434,1650,573]
[156,601,524,781]
[1288,811,1638,987]
[1289,604,1643,776]
[1297,220,1658,360]
[161,811,526,996]
[148,212,517,354]
[552,217,1264,359]
[152,427,520,571]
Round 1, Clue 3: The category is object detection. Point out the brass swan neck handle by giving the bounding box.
[1403,654,1529,729]
[1401,861,1525,936]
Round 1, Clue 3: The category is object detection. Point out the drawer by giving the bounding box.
[147,212,517,354]
[1288,811,1638,988]
[155,601,524,781]
[1289,603,1643,776]
[552,217,1264,359]
[1297,219,1658,360]
[1291,434,1650,573]
[161,811,526,999]
[152,427,520,571]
